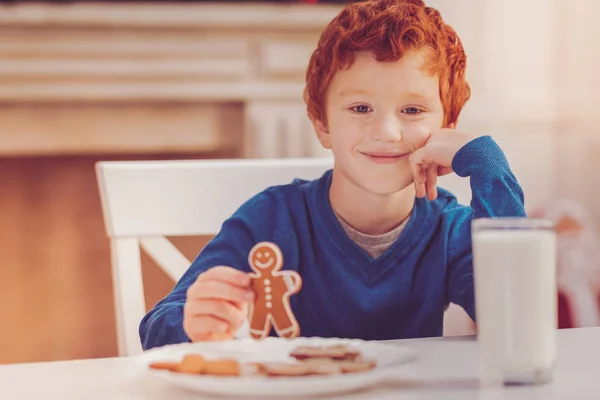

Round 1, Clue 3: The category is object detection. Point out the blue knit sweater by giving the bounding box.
[140,136,526,350]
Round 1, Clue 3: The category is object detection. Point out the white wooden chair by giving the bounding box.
[96,156,474,356]
[96,157,334,356]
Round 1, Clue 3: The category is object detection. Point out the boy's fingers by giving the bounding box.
[203,332,234,342]
[437,166,453,176]
[414,180,427,198]
[409,151,427,184]
[184,315,230,342]
[426,165,438,200]
[188,281,254,304]
[185,299,246,331]
[197,266,251,288]
[409,150,429,199]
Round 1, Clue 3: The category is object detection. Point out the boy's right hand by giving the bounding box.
[183,266,254,342]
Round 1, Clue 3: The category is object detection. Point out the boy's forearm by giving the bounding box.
[446,136,525,320]
[452,135,526,218]
[139,301,189,350]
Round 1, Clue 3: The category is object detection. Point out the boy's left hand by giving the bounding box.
[408,129,477,200]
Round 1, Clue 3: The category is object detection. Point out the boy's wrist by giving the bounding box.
[451,135,509,178]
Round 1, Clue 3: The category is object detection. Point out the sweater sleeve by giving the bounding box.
[446,135,527,320]
[138,192,276,350]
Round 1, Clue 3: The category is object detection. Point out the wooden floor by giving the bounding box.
[0,153,230,364]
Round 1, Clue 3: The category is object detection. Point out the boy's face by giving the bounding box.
[313,49,445,195]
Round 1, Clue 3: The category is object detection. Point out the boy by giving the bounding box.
[140,0,526,349]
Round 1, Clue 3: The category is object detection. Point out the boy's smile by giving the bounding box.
[359,150,411,165]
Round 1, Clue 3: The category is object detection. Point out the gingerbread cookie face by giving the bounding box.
[250,243,282,272]
[247,242,302,340]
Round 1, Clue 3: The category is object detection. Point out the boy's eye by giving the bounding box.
[350,105,372,113]
[402,107,423,115]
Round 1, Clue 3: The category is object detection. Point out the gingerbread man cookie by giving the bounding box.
[247,242,302,340]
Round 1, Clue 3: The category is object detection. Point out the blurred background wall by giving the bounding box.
[1,0,599,363]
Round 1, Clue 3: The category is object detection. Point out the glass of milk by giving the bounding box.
[472,218,557,385]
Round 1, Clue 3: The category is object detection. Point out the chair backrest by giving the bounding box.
[96,157,334,356]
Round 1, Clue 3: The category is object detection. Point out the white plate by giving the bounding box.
[136,337,418,397]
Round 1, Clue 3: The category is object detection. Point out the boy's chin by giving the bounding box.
[359,177,414,196]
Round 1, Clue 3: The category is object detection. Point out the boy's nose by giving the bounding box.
[371,115,402,143]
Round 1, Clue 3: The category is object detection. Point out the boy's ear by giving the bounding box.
[312,118,332,150]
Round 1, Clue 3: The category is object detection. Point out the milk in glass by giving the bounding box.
[472,218,557,385]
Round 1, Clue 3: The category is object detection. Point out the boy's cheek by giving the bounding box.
[332,125,365,145]
[403,123,432,149]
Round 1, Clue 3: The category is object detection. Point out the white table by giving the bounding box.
[1,328,599,400]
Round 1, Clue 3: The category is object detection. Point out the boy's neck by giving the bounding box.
[328,172,415,236]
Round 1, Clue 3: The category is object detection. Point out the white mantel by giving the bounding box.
[0,2,339,30]
[0,2,340,157]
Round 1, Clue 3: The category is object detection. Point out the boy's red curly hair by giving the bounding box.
[304,0,471,128]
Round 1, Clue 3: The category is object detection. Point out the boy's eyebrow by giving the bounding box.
[338,88,434,101]
[403,92,431,100]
